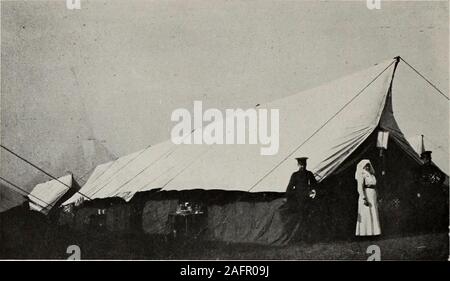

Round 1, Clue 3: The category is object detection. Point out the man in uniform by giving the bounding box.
[285,157,318,241]
[286,157,317,209]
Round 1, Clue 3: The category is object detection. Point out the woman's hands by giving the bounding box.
[363,197,370,207]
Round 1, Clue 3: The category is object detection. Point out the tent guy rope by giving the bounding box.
[0,144,92,200]
[0,176,52,211]
[399,57,449,100]
[246,58,399,192]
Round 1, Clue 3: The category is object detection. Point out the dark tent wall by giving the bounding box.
[140,191,296,245]
[59,195,147,234]
[62,121,448,245]
[142,198,178,236]
[59,198,121,232]
[105,204,133,233]
[62,127,448,246]
[137,129,448,245]
[203,198,297,245]
[0,203,50,258]
[73,207,101,232]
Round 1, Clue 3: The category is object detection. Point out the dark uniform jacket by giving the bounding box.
[286,170,317,209]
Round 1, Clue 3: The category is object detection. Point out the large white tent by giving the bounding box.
[29,174,73,214]
[64,57,441,206]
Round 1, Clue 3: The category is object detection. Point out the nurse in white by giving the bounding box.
[355,159,381,236]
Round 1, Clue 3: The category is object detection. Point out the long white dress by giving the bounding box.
[355,171,381,236]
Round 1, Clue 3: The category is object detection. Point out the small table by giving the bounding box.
[169,212,206,239]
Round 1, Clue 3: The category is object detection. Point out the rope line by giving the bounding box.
[246,60,397,192]
[0,176,52,211]
[400,57,449,100]
[88,146,152,197]
[0,145,91,200]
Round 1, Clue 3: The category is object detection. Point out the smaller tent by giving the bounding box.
[28,174,78,215]
[407,135,426,156]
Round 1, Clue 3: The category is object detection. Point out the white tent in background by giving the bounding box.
[65,57,430,205]
[29,174,73,214]
[407,135,426,156]
[407,135,449,175]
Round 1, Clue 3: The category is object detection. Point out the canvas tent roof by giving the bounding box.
[28,174,73,214]
[64,58,437,205]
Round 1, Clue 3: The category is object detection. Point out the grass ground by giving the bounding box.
[191,233,449,260]
[53,231,448,260]
[1,212,448,260]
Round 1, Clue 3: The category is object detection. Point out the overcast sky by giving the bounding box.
[1,0,448,205]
